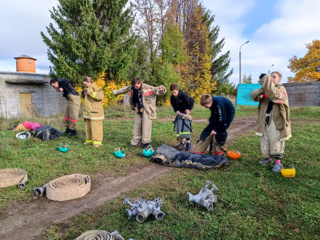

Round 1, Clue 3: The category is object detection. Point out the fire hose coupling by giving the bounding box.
[34,184,47,197]
[123,197,166,223]
[187,180,219,211]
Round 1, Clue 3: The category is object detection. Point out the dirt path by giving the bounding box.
[0,117,256,240]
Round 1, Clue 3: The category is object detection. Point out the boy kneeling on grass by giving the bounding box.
[193,94,235,155]
[170,83,194,151]
[250,72,291,172]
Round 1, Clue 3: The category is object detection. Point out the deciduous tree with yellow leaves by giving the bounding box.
[183,6,216,100]
[75,73,128,107]
[288,40,320,82]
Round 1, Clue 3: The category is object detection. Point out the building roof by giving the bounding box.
[14,55,37,60]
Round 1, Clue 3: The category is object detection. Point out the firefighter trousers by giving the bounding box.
[193,134,226,155]
[63,94,80,130]
[131,112,152,146]
[261,118,285,159]
[84,119,103,145]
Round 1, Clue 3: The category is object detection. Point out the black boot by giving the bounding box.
[185,142,192,151]
[142,143,150,149]
[70,130,78,137]
[64,127,71,135]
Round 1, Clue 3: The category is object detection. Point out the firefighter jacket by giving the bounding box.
[170,90,194,113]
[113,82,167,119]
[82,83,104,120]
[250,74,291,141]
[57,78,79,100]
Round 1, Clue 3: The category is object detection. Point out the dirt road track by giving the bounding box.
[0,117,256,240]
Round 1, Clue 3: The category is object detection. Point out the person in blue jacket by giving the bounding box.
[193,94,235,155]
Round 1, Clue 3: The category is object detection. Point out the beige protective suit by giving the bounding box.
[113,82,166,146]
[250,75,291,158]
[83,83,104,146]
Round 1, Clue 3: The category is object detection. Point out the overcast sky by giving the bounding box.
[0,0,319,85]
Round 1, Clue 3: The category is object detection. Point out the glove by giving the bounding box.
[259,74,266,79]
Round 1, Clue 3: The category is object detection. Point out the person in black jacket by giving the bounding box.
[193,94,235,155]
[50,78,81,136]
[170,84,194,151]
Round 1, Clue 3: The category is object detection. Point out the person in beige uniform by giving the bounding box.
[250,72,291,172]
[82,77,105,148]
[50,78,80,136]
[113,77,166,148]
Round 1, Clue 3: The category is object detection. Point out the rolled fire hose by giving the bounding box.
[34,173,91,201]
[0,168,28,189]
[74,230,125,240]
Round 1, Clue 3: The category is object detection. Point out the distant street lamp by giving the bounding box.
[268,64,274,74]
[239,41,249,84]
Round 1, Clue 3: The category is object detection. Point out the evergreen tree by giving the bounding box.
[203,7,233,87]
[242,74,252,84]
[41,0,136,85]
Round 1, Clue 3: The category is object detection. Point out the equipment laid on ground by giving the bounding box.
[58,143,69,153]
[142,145,154,157]
[281,164,296,178]
[188,180,218,211]
[123,197,166,223]
[227,150,241,159]
[114,147,126,158]
[74,229,132,240]
[218,146,241,159]
[0,168,28,189]
[15,131,31,139]
[34,173,91,201]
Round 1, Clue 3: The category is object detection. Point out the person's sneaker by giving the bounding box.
[259,158,273,165]
[64,127,71,135]
[176,141,185,149]
[272,163,282,172]
[185,142,191,151]
[70,130,78,136]
[83,141,92,145]
[142,143,150,149]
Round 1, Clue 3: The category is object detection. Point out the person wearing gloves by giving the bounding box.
[82,76,105,148]
[193,94,235,155]
[170,83,194,151]
[113,77,166,148]
[50,78,80,136]
[250,72,291,172]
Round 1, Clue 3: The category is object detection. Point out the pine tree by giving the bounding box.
[202,7,233,90]
[242,74,252,84]
[41,0,136,85]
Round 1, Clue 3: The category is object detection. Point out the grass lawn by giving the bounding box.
[1,105,320,239]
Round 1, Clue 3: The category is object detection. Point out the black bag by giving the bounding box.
[30,126,62,141]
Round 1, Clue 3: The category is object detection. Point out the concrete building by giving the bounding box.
[0,55,67,119]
